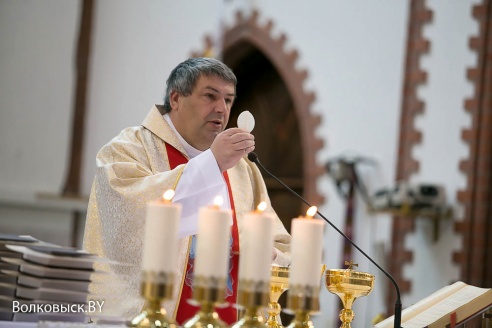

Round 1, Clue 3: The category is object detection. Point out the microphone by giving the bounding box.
[247,152,402,328]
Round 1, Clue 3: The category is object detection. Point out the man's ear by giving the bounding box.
[169,90,180,111]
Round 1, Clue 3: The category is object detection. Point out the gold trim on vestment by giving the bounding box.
[172,165,186,191]
[171,161,188,320]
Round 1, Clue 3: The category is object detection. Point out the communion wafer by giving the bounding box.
[237,111,255,132]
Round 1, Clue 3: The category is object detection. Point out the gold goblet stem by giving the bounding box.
[338,293,355,328]
[338,308,354,328]
[326,266,375,328]
[266,300,282,328]
[267,267,289,328]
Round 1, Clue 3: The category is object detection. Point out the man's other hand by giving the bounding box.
[210,128,255,172]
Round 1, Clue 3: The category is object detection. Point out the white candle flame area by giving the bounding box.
[162,189,175,202]
[213,196,224,208]
[256,201,267,213]
[306,206,318,218]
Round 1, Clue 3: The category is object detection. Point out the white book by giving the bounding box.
[0,282,16,297]
[6,245,95,270]
[0,295,20,308]
[17,273,90,292]
[15,285,88,303]
[0,251,22,259]
[375,281,492,328]
[0,234,37,247]
[0,234,57,251]
[0,307,13,321]
[1,258,93,281]
[0,270,90,292]
[0,271,17,284]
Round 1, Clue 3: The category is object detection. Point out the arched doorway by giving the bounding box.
[220,11,325,232]
[224,42,303,232]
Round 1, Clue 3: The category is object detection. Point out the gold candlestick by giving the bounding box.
[325,261,375,328]
[231,280,270,328]
[266,267,289,328]
[286,310,312,328]
[285,284,320,328]
[182,276,228,328]
[128,272,176,328]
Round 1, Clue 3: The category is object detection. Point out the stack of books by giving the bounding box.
[0,234,97,323]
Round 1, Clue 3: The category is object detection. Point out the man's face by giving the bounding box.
[169,75,236,151]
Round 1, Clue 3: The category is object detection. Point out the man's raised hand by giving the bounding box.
[210,128,255,172]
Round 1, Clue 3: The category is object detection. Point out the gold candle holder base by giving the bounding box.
[285,310,313,328]
[285,285,320,328]
[325,262,375,328]
[232,307,267,328]
[267,267,289,328]
[128,272,176,328]
[231,280,270,328]
[182,276,228,328]
[129,300,177,328]
[182,301,228,328]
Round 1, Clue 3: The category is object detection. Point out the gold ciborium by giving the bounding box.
[325,261,375,328]
[266,266,289,328]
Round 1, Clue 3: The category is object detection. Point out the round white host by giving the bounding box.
[237,111,255,132]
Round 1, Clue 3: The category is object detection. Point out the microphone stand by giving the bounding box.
[247,152,402,328]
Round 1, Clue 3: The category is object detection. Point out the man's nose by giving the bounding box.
[215,97,227,112]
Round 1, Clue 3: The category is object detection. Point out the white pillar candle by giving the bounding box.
[290,206,325,288]
[239,202,274,283]
[142,190,182,273]
[194,196,232,279]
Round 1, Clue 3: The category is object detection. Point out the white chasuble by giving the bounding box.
[83,105,291,320]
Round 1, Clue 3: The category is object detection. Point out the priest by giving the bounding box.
[83,57,291,324]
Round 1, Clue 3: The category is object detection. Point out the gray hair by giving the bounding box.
[163,57,237,113]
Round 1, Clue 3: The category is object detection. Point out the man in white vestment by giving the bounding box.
[83,57,291,323]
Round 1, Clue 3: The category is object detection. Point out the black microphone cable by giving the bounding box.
[247,152,402,328]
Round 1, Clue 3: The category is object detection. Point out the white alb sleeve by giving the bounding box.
[172,149,231,238]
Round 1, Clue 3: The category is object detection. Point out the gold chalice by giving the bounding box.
[325,261,375,328]
[266,266,289,328]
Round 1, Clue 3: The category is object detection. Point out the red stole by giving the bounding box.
[165,143,239,325]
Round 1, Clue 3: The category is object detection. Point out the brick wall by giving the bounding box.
[388,0,432,315]
[391,0,492,318]
[454,0,492,288]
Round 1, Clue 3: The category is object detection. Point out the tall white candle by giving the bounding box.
[194,196,232,278]
[290,206,325,287]
[142,190,182,273]
[239,202,274,283]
